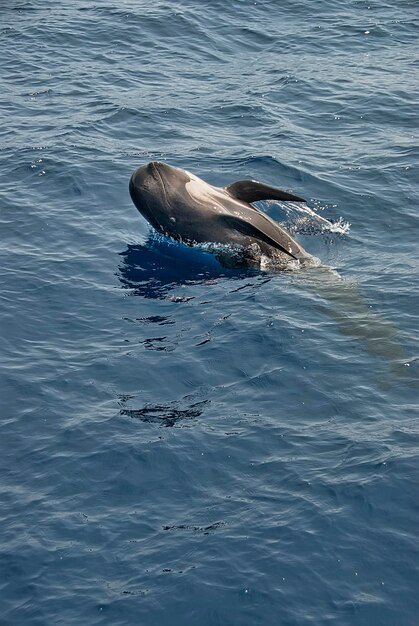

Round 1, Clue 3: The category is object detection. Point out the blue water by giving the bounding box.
[1,1,418,624]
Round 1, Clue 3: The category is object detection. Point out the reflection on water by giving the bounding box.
[119,394,209,427]
[118,236,257,299]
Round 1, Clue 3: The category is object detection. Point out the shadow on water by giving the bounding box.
[118,394,209,428]
[118,236,258,300]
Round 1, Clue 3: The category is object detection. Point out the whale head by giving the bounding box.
[129,161,192,237]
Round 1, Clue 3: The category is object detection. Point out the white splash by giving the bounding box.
[265,200,350,235]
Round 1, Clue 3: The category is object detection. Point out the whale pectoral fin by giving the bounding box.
[219,215,298,260]
[225,180,306,203]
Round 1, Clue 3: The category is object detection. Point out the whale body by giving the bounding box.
[129,161,309,266]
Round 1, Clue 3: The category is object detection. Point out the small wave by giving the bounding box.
[326,217,351,234]
[264,200,350,235]
[294,204,350,234]
[260,251,324,273]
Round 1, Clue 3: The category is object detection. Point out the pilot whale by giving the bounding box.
[129,161,309,266]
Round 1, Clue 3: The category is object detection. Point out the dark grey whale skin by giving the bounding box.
[129,161,309,263]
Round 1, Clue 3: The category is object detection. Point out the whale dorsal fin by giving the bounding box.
[218,215,300,260]
[225,180,305,203]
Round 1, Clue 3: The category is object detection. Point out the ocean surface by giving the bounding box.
[1,1,418,624]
